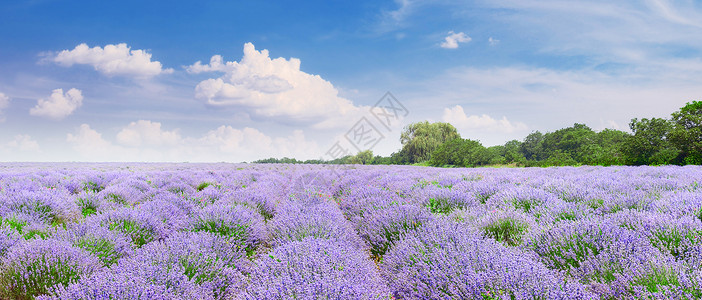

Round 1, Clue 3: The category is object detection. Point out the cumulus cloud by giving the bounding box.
[30,88,83,120]
[66,124,116,161]
[116,120,181,147]
[443,105,528,134]
[193,43,364,128]
[6,135,40,152]
[51,43,173,78]
[489,37,500,46]
[186,55,229,74]
[67,121,320,162]
[0,92,8,121]
[441,31,471,49]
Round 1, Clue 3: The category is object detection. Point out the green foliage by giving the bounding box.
[349,150,374,165]
[580,129,630,166]
[622,118,680,165]
[196,182,213,191]
[426,197,458,214]
[105,193,126,205]
[533,232,602,272]
[647,227,702,259]
[0,254,84,300]
[107,220,154,248]
[481,217,527,246]
[429,138,491,167]
[82,181,104,193]
[192,220,248,240]
[540,123,596,162]
[521,131,545,161]
[75,237,121,266]
[0,217,49,240]
[77,197,98,217]
[502,140,526,164]
[399,121,461,164]
[669,100,702,165]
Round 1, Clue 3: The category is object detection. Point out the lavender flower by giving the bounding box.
[0,239,101,299]
[240,238,391,299]
[382,220,595,299]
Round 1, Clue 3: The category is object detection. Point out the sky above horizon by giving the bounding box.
[1,0,701,162]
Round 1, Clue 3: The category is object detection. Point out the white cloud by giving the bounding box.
[193,43,364,128]
[6,135,40,152]
[185,55,229,74]
[0,92,8,121]
[441,31,472,49]
[66,124,117,161]
[489,37,500,46]
[67,121,320,162]
[52,43,173,78]
[29,88,83,120]
[443,105,528,134]
[116,120,181,147]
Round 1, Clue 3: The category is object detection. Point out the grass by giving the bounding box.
[481,217,528,247]
[107,219,154,248]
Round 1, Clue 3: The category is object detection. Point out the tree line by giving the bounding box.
[253,101,702,167]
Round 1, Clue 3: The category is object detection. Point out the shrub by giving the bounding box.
[357,204,433,257]
[0,239,101,300]
[190,203,266,256]
[381,220,595,299]
[242,238,391,299]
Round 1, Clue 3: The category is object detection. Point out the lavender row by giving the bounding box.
[0,163,700,299]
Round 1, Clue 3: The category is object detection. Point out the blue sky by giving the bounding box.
[1,0,701,162]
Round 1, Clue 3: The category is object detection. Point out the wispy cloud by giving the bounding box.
[485,0,702,67]
[66,121,320,162]
[0,92,9,121]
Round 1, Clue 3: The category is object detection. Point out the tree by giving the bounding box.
[580,129,629,166]
[520,131,544,161]
[502,140,525,164]
[669,101,702,165]
[429,138,491,167]
[399,121,460,163]
[622,118,680,165]
[349,150,374,165]
[540,123,596,163]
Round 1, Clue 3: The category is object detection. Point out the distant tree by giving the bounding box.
[399,121,460,163]
[520,131,544,161]
[669,101,702,165]
[540,123,596,163]
[486,145,506,165]
[370,155,393,165]
[622,118,680,165]
[429,138,490,167]
[502,140,525,164]
[349,150,374,165]
[580,129,630,166]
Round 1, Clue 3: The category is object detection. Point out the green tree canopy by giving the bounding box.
[622,118,680,165]
[669,101,702,164]
[429,138,491,167]
[349,150,374,165]
[398,121,460,163]
[540,123,596,162]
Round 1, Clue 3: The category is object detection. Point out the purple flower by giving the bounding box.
[0,238,101,299]
[241,238,391,299]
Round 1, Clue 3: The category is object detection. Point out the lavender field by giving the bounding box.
[0,163,701,299]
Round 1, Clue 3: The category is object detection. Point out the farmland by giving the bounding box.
[0,163,701,299]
